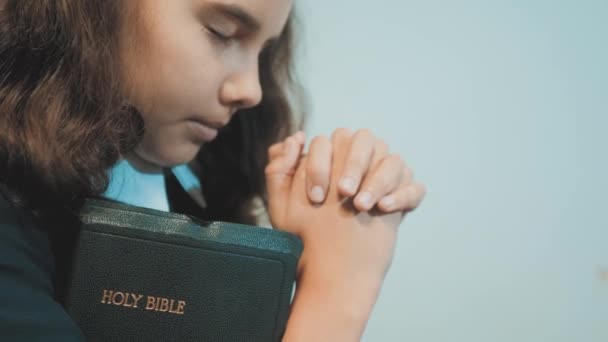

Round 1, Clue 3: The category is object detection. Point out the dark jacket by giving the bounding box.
[0,192,85,341]
[0,171,205,341]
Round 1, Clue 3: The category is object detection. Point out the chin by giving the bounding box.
[157,143,203,167]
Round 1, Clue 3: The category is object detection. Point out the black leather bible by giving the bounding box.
[63,199,302,342]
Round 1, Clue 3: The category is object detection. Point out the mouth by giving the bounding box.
[189,116,230,130]
[186,119,220,142]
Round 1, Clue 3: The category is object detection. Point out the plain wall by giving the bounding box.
[296,0,607,341]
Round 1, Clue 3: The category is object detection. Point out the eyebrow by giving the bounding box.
[204,2,261,32]
[202,2,279,46]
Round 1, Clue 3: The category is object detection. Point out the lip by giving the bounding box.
[187,120,219,142]
[189,116,231,130]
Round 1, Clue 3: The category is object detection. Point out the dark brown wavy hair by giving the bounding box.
[0,0,306,227]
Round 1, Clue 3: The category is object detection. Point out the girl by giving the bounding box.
[0,0,426,340]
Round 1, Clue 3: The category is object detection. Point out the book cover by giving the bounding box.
[63,199,302,342]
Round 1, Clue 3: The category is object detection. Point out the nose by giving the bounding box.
[220,63,263,110]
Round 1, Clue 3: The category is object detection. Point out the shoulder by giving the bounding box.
[0,193,84,341]
[0,193,54,289]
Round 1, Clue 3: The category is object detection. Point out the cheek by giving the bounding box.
[141,47,223,117]
[128,9,224,116]
[150,31,225,113]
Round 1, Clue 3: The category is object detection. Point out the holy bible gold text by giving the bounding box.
[100,289,186,315]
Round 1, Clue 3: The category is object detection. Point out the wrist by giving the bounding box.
[300,259,383,317]
[282,259,384,342]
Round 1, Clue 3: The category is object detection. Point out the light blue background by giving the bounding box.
[296,0,607,341]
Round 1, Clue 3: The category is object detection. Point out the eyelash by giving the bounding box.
[206,27,233,45]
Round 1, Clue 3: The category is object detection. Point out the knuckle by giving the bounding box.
[372,179,391,193]
[399,156,408,169]
[385,153,404,167]
[362,171,388,190]
[398,166,413,185]
[346,159,367,174]
[336,127,352,135]
[347,151,369,169]
[354,128,375,140]
[267,143,280,153]
[310,134,330,147]
[306,167,329,184]
[306,159,330,180]
[375,140,389,155]
[264,162,279,175]
[332,127,352,140]
[404,183,426,209]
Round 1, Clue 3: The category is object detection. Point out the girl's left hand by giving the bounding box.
[268,128,425,213]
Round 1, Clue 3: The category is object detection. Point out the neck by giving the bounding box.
[125,152,164,174]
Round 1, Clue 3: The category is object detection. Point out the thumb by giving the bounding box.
[265,136,304,227]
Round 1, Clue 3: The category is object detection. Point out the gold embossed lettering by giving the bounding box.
[140,294,186,314]
[159,298,169,312]
[168,300,186,315]
[122,292,134,307]
[176,301,186,315]
[101,289,113,304]
[146,296,156,310]
[111,291,125,305]
[131,293,144,308]
[168,299,177,313]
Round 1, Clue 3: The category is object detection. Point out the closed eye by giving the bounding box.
[205,26,234,44]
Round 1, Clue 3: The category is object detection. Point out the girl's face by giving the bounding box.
[121,0,293,169]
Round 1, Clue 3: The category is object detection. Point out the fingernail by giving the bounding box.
[356,192,372,209]
[311,186,325,203]
[380,196,395,209]
[340,177,356,193]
